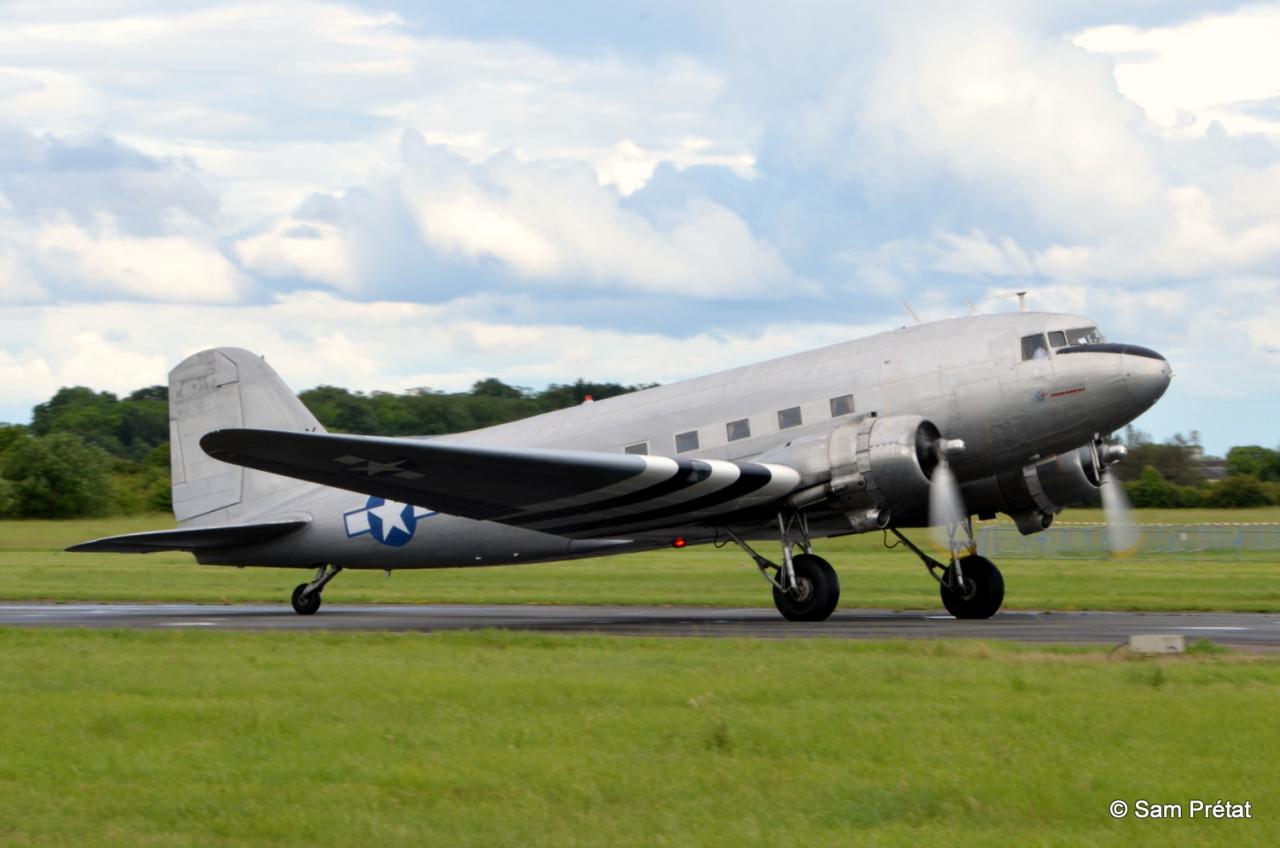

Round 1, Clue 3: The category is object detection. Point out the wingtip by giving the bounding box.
[198,427,242,455]
[65,536,119,553]
[198,431,221,459]
[201,427,292,447]
[64,538,118,553]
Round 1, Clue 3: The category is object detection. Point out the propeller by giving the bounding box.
[925,436,1136,558]
[1097,443,1139,556]
[928,438,968,557]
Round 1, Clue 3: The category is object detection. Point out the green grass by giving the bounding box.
[0,628,1276,847]
[2,511,1279,611]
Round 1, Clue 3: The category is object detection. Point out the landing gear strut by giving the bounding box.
[724,512,841,622]
[291,564,342,616]
[887,524,1005,619]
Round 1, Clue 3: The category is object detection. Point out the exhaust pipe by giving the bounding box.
[846,507,890,533]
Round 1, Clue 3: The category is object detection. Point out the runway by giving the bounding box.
[2,602,1280,647]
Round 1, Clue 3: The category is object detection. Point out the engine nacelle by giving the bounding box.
[1035,444,1103,504]
[771,414,941,527]
[962,443,1102,536]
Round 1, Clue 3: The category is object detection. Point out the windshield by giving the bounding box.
[1064,326,1105,345]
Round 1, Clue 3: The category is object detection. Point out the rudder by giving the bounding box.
[169,348,324,525]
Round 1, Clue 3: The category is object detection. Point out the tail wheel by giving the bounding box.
[939,555,1004,619]
[773,553,841,622]
[291,583,322,616]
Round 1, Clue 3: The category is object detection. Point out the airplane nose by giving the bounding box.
[1124,348,1172,410]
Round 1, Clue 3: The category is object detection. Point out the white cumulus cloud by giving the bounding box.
[398,138,794,296]
[1075,7,1280,138]
[35,220,247,303]
[0,290,887,425]
[235,218,359,291]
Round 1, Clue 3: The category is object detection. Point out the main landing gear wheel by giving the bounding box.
[291,583,322,615]
[721,513,839,623]
[939,555,1004,620]
[772,553,841,622]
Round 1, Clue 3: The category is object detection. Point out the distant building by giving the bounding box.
[1198,457,1228,482]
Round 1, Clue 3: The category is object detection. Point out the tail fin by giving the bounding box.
[169,348,324,525]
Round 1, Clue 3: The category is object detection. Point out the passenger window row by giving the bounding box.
[624,394,857,455]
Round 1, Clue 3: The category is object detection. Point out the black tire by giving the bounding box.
[939,555,1004,619]
[291,583,322,616]
[772,554,841,622]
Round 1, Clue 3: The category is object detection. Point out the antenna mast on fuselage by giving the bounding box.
[971,290,1031,314]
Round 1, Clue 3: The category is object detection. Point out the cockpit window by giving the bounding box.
[1065,326,1104,345]
[1021,333,1049,361]
[1047,330,1067,348]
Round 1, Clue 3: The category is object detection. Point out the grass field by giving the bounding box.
[0,627,1276,847]
[4,515,1279,847]
[1,511,1278,611]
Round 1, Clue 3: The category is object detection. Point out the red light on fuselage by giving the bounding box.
[672,537,687,548]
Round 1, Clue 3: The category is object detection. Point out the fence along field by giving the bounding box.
[980,522,1280,561]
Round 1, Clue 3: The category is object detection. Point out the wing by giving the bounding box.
[200,429,800,538]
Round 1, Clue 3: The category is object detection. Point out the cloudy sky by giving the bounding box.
[1,1,1277,455]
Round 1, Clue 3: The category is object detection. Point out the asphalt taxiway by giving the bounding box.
[2,603,1279,647]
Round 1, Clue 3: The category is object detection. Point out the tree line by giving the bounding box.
[0,385,1277,518]
[0,379,646,518]
[1112,429,1280,509]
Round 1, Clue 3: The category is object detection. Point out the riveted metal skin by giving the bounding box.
[71,310,1172,569]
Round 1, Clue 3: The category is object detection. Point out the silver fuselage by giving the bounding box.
[202,311,1171,569]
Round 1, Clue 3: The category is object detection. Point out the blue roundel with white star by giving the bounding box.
[343,497,437,548]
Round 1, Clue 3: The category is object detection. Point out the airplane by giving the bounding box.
[70,310,1171,622]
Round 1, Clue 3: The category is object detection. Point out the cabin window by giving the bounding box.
[1048,330,1067,348]
[726,418,751,441]
[624,442,649,455]
[829,394,854,417]
[1021,333,1049,361]
[675,430,700,453]
[777,406,802,429]
[1065,326,1104,345]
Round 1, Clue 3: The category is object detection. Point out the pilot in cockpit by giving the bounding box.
[1022,326,1104,361]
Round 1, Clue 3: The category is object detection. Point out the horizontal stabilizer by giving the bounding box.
[66,518,310,554]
